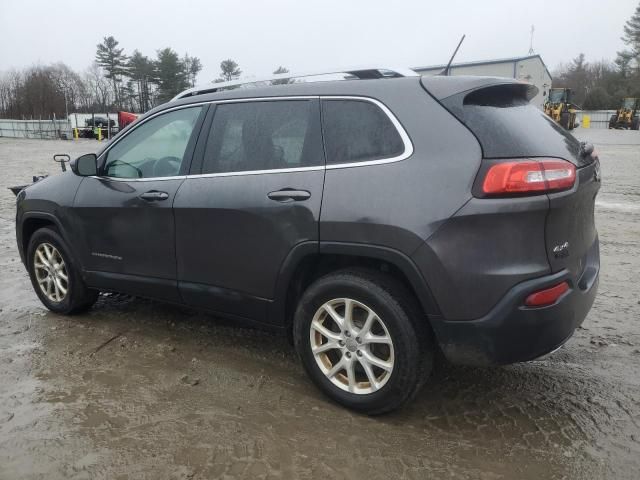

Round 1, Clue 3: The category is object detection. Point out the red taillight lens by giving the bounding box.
[482,159,576,196]
[524,281,569,307]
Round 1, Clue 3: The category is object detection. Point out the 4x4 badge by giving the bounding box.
[553,241,570,258]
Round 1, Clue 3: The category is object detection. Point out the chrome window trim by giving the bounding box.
[89,175,188,183]
[186,166,325,180]
[96,95,413,182]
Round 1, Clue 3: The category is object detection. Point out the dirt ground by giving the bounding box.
[0,130,639,480]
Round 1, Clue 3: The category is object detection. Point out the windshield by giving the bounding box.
[622,98,636,109]
[548,89,566,103]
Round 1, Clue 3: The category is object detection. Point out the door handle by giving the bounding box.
[267,189,311,202]
[139,190,169,201]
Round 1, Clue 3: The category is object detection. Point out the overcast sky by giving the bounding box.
[0,0,637,83]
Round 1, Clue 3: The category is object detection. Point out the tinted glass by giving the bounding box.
[548,89,566,103]
[202,100,321,174]
[104,106,202,178]
[322,99,404,165]
[451,85,584,165]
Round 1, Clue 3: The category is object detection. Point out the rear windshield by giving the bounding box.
[442,84,586,166]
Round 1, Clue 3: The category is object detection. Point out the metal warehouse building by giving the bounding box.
[413,54,552,109]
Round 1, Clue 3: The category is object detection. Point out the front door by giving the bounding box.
[174,99,325,322]
[72,105,206,301]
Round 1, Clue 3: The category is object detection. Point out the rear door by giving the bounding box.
[174,98,325,323]
[73,105,206,301]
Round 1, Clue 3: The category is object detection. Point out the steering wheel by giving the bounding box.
[153,156,182,177]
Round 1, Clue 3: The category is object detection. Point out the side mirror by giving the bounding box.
[71,153,98,176]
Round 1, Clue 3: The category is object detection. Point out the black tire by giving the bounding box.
[632,117,640,131]
[26,227,98,315]
[560,112,570,129]
[293,269,433,415]
[609,115,616,129]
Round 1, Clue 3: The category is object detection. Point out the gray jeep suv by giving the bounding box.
[15,68,600,414]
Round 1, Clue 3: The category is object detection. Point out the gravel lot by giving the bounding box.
[0,130,639,479]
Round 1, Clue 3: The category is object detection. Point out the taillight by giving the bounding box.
[524,281,569,307]
[482,159,576,196]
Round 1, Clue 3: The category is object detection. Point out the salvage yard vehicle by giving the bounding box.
[84,116,116,128]
[543,87,579,130]
[13,67,601,414]
[609,97,640,130]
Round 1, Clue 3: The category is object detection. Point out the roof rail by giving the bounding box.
[171,66,419,102]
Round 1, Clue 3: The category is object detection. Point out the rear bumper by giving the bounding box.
[430,241,599,366]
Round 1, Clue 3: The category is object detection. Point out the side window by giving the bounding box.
[321,99,405,165]
[202,100,322,174]
[104,106,202,178]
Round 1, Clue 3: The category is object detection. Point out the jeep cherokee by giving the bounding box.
[14,68,600,414]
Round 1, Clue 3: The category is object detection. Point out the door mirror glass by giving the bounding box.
[72,153,98,176]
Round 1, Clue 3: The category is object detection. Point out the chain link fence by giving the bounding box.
[0,119,73,139]
[576,110,616,129]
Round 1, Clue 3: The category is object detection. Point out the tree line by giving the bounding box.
[0,37,201,118]
[552,3,640,109]
[2,3,639,119]
[0,36,290,119]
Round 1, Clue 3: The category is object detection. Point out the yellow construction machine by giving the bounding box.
[609,98,640,130]
[544,88,578,130]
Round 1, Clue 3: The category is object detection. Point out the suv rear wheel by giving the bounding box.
[293,269,433,414]
[27,227,98,315]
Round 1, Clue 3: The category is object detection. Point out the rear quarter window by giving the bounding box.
[321,99,405,165]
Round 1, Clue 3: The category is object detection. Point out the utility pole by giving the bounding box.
[63,87,69,120]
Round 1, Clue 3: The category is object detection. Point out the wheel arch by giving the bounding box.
[19,212,66,264]
[269,241,442,335]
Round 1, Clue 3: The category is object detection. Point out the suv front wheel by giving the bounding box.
[293,269,433,414]
[27,227,99,315]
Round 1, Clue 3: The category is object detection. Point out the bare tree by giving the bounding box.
[85,62,112,111]
[183,54,202,88]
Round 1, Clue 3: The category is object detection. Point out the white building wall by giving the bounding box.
[514,57,552,108]
[414,56,552,109]
[448,62,515,78]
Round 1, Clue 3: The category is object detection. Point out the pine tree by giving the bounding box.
[95,36,128,108]
[622,2,640,56]
[615,50,634,77]
[127,50,156,111]
[271,66,292,85]
[155,48,189,103]
[218,59,241,82]
[618,2,640,97]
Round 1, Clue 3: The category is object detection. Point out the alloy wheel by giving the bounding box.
[33,243,69,303]
[309,298,395,394]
